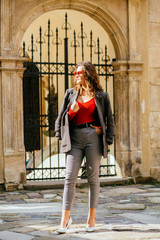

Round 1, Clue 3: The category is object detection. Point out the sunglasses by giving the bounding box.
[74,71,85,76]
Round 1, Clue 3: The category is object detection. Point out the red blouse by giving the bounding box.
[68,97,100,127]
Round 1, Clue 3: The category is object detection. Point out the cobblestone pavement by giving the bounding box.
[0,183,160,240]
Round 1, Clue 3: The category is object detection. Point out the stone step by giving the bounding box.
[23,177,134,191]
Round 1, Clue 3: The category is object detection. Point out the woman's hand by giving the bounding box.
[90,125,102,135]
[70,100,79,112]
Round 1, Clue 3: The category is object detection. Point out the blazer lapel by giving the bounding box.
[95,92,103,112]
[70,89,78,102]
[95,92,104,128]
[67,89,78,108]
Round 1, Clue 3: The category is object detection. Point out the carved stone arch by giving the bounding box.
[14,0,128,60]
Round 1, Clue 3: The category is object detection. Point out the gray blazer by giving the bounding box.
[55,88,115,158]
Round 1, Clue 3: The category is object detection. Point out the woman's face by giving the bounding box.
[75,66,87,87]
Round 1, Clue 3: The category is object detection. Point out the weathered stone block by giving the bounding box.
[149,22,160,47]
[134,176,154,184]
[149,68,160,85]
[20,172,27,184]
[130,151,142,177]
[150,85,160,111]
[150,128,160,148]
[18,184,24,190]
[148,0,160,22]
[150,112,160,128]
[5,183,18,192]
[115,150,129,177]
[149,47,160,68]
[150,150,160,167]
[151,167,160,182]
[4,155,26,184]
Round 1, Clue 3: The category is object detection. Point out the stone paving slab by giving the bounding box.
[33,238,64,240]
[43,194,57,199]
[110,223,160,231]
[11,226,36,234]
[106,203,146,210]
[137,192,160,197]
[0,203,62,214]
[148,197,160,203]
[119,212,160,224]
[102,187,147,197]
[26,193,42,198]
[24,198,52,203]
[0,201,6,204]
[70,231,160,240]
[0,230,34,240]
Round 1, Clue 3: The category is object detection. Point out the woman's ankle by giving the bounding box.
[87,217,95,227]
[60,209,71,228]
[60,216,70,228]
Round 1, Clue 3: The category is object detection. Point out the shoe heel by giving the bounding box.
[56,217,72,234]
[67,217,72,228]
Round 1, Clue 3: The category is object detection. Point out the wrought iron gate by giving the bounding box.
[22,13,116,181]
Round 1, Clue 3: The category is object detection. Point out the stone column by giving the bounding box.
[113,61,129,177]
[128,61,143,177]
[113,60,143,177]
[0,57,27,190]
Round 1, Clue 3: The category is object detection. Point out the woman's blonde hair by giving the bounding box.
[74,61,103,95]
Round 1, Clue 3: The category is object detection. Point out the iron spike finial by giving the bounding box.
[105,45,107,56]
[81,22,83,28]
[65,13,67,25]
[97,38,100,49]
[23,41,25,57]
[56,28,58,41]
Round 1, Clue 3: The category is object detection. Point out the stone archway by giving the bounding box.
[14,0,128,60]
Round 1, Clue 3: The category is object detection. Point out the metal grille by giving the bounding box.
[22,13,116,181]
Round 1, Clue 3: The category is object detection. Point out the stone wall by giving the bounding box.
[148,0,160,180]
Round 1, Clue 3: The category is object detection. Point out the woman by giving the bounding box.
[55,61,115,233]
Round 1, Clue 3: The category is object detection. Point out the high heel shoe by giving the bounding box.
[86,225,95,232]
[56,217,72,234]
